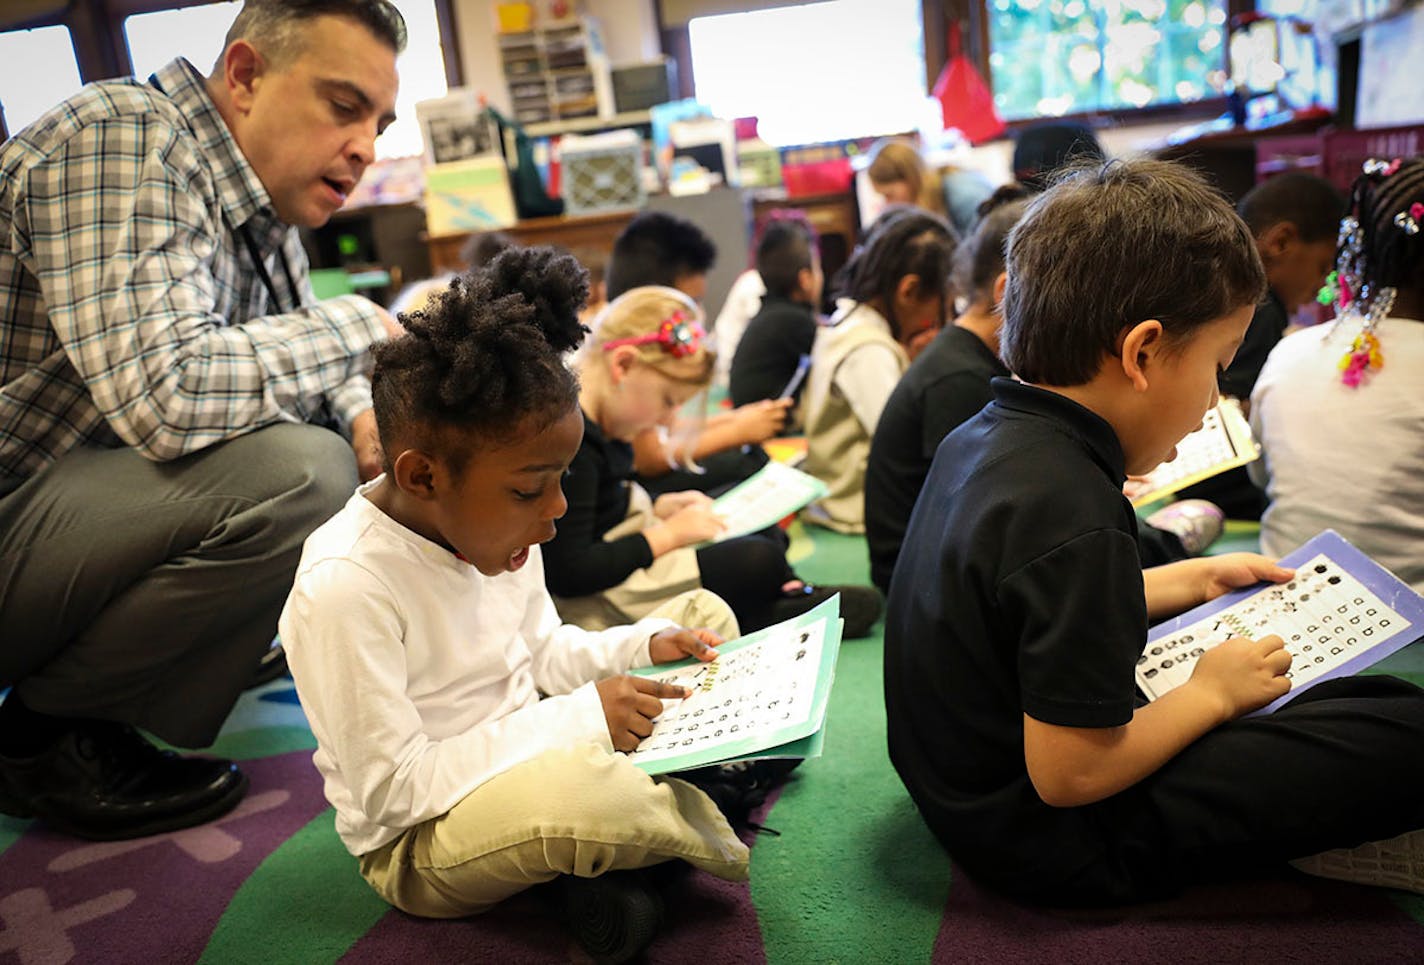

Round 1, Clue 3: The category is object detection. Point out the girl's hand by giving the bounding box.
[653,490,714,520]
[666,503,727,545]
[1186,633,1292,721]
[596,675,690,752]
[1197,553,1295,604]
[649,626,722,664]
[730,398,792,445]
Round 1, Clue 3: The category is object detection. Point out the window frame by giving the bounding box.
[3,0,463,91]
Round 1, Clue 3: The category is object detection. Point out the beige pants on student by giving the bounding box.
[358,589,748,917]
[554,482,703,631]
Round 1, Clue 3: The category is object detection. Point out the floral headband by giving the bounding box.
[602,310,707,358]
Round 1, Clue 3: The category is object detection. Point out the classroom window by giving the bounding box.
[125,2,241,80]
[688,0,927,147]
[988,0,1230,119]
[121,0,449,160]
[0,25,84,135]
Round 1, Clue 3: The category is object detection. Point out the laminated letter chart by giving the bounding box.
[705,460,828,544]
[1129,399,1260,507]
[626,596,843,775]
[1138,530,1424,715]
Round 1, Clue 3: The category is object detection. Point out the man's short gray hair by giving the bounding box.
[214,0,407,73]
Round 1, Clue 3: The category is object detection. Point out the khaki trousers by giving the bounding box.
[358,589,748,917]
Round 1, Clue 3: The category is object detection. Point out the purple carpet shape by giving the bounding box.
[0,751,329,965]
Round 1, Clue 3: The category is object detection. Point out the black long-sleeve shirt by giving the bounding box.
[542,411,655,598]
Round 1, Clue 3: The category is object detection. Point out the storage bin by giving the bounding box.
[561,129,644,214]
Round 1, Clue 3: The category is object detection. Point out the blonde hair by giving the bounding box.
[867,140,946,217]
[580,286,716,386]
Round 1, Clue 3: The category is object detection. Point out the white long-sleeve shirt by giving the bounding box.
[279,482,673,855]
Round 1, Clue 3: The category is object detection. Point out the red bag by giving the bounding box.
[932,23,1006,145]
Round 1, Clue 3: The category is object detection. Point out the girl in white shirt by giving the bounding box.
[278,247,752,963]
[1251,157,1424,592]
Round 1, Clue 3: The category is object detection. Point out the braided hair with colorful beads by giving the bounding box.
[1319,157,1424,386]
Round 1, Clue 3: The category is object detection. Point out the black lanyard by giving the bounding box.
[237,223,302,314]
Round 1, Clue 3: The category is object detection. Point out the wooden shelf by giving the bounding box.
[524,110,652,138]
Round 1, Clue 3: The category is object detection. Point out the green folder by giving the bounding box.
[626,595,843,775]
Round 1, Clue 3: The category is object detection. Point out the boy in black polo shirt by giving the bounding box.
[884,159,1424,905]
[728,219,822,408]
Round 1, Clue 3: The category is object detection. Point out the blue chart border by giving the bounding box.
[1144,529,1424,713]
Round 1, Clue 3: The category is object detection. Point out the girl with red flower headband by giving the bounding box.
[1250,157,1424,592]
[543,286,883,639]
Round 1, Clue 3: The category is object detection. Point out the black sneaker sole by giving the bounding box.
[557,872,664,965]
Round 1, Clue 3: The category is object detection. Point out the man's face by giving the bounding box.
[230,16,399,228]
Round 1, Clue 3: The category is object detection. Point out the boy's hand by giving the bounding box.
[1187,634,1292,720]
[1197,553,1295,604]
[730,398,792,444]
[653,490,714,520]
[596,675,690,752]
[649,626,722,664]
[1122,474,1154,501]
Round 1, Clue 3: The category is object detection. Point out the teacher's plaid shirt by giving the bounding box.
[0,58,385,488]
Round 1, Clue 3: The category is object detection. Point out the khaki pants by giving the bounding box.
[358,589,748,917]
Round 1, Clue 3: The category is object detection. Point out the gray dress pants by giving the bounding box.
[0,423,354,747]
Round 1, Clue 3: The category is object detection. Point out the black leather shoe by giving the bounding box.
[0,721,248,840]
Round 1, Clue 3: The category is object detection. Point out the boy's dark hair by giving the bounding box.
[217,0,407,69]
[952,183,1032,303]
[1012,122,1105,191]
[836,206,958,338]
[1002,159,1266,387]
[757,220,817,299]
[605,212,717,299]
[1345,157,1424,294]
[372,246,588,477]
[1238,171,1347,243]
[460,230,516,271]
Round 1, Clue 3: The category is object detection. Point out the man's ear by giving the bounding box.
[221,39,265,114]
[1257,221,1300,261]
[1118,319,1165,392]
[391,448,439,500]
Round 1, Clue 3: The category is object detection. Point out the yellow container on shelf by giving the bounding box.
[495,2,534,33]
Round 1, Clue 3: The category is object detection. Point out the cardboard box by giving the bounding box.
[423,157,518,235]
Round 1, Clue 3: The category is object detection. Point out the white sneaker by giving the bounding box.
[1289,828,1424,894]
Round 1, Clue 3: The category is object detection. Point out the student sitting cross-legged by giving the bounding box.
[884,159,1424,906]
[278,248,759,964]
[865,185,1209,596]
[546,284,882,638]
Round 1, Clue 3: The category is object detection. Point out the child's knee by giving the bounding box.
[649,588,740,640]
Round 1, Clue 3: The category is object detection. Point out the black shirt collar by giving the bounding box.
[989,377,1127,484]
[947,325,1009,376]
